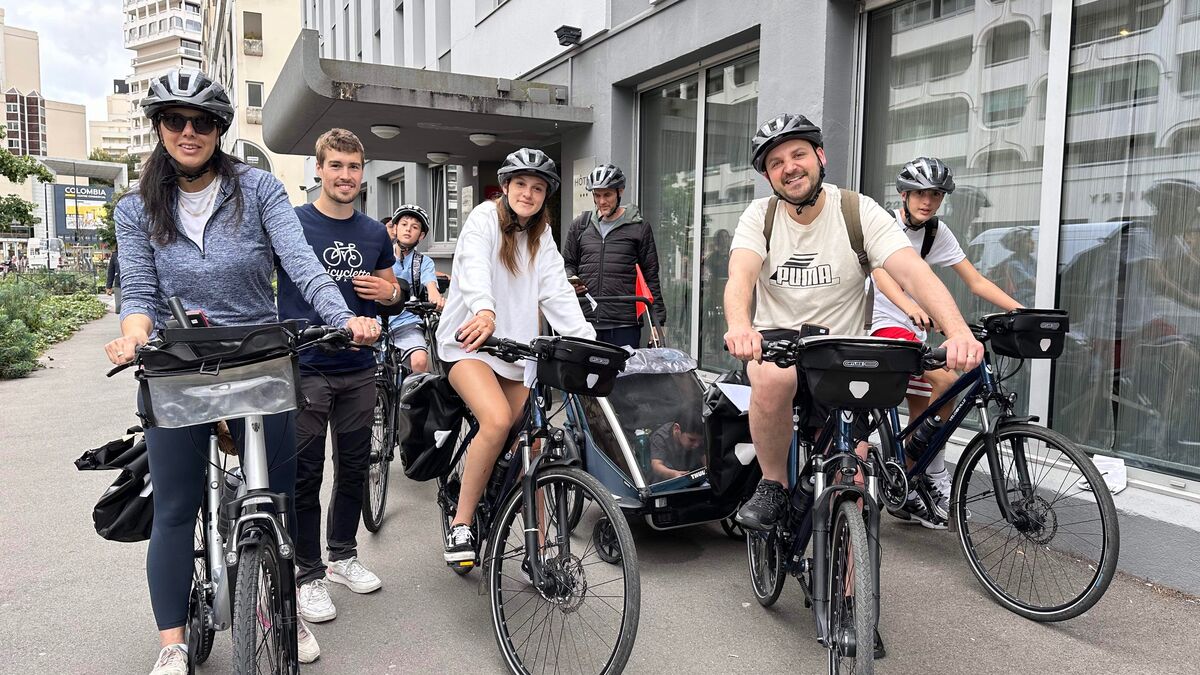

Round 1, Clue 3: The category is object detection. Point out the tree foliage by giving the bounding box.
[0,125,54,184]
[0,194,39,228]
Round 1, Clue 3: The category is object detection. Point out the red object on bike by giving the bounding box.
[634,265,652,319]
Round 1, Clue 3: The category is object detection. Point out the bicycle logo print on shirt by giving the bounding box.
[322,241,367,281]
[770,252,839,289]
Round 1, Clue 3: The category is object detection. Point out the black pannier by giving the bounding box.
[398,372,466,481]
[75,428,154,542]
[703,369,761,501]
[983,309,1069,359]
[536,336,630,397]
[798,336,923,410]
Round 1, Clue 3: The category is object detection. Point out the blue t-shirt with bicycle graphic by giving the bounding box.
[277,203,396,373]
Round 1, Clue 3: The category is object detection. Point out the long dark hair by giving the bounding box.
[495,195,549,275]
[123,137,246,245]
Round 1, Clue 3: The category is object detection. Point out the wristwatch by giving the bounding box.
[388,285,400,303]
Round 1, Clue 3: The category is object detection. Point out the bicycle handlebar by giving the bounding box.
[478,336,537,363]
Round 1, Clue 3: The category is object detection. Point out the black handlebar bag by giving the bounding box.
[137,322,303,429]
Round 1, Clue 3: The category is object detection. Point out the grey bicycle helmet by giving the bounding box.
[954,185,992,209]
[1144,178,1200,214]
[392,204,430,234]
[140,67,235,133]
[497,148,560,195]
[585,164,626,191]
[750,113,824,173]
[896,157,956,194]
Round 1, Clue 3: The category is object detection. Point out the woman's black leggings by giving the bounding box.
[141,394,298,631]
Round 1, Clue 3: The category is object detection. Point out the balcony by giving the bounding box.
[244,38,263,57]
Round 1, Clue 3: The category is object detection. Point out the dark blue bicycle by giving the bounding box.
[873,309,1119,622]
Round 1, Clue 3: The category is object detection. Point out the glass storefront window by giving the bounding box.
[863,0,1052,419]
[1052,0,1200,478]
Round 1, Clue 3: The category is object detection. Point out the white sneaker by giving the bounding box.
[297,618,320,664]
[327,556,382,594]
[149,645,188,675]
[927,469,952,521]
[298,578,338,622]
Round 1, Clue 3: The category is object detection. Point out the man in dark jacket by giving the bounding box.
[562,163,666,347]
[105,251,121,313]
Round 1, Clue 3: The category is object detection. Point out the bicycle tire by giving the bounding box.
[952,423,1120,622]
[746,528,785,607]
[827,501,876,675]
[186,515,215,669]
[232,529,299,675]
[488,466,640,675]
[363,388,392,533]
[561,431,586,533]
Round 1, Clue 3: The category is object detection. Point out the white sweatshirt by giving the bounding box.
[437,200,596,382]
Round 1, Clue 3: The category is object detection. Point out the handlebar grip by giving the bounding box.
[106,362,134,378]
[922,347,948,371]
[482,336,504,348]
[167,296,189,327]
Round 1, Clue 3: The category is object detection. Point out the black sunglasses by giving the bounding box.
[156,112,220,135]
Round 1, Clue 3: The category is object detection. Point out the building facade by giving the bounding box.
[123,0,206,159]
[89,80,134,157]
[204,0,307,204]
[266,0,1200,584]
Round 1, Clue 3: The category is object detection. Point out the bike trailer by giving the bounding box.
[565,347,739,529]
[798,336,924,410]
[982,309,1069,359]
[137,322,303,429]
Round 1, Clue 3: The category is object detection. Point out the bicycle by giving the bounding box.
[321,241,363,268]
[434,335,641,674]
[109,297,352,674]
[363,298,442,532]
[743,335,937,675]
[874,310,1120,622]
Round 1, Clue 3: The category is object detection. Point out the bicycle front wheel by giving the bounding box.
[827,501,876,675]
[232,528,299,674]
[363,388,392,533]
[953,423,1120,622]
[488,466,641,675]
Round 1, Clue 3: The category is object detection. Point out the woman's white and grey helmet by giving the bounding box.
[497,148,561,195]
[392,204,430,234]
[896,157,956,195]
[140,67,235,133]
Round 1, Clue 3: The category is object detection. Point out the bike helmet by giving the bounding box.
[585,164,626,191]
[392,204,430,234]
[896,157,956,194]
[140,67,235,133]
[953,185,992,210]
[497,148,560,195]
[1144,178,1200,214]
[750,113,823,174]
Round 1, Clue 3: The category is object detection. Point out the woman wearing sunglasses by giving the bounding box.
[103,68,378,675]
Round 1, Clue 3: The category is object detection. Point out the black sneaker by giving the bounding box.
[897,479,948,530]
[874,629,886,659]
[444,524,475,563]
[735,480,788,531]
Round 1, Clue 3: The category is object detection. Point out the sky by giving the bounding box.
[4,1,130,126]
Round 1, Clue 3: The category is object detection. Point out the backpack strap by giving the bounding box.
[763,196,779,255]
[920,217,939,259]
[838,188,873,332]
[410,250,426,301]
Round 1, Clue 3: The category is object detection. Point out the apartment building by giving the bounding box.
[0,8,87,160]
[123,0,206,159]
[89,80,134,157]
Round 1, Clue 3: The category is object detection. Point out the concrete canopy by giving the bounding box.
[41,157,129,188]
[263,30,592,164]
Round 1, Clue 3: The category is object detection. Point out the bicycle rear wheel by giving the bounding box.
[746,528,785,607]
[827,501,875,675]
[363,388,392,533]
[953,423,1119,622]
[232,528,299,674]
[488,466,640,675]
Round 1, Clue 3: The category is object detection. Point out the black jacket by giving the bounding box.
[561,205,666,328]
[106,255,120,288]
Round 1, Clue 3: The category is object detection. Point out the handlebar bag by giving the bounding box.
[982,309,1069,359]
[535,336,629,396]
[798,336,923,410]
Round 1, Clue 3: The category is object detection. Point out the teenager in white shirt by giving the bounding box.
[872,157,1023,528]
[436,148,595,562]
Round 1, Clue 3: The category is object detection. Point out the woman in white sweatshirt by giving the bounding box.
[435,148,596,562]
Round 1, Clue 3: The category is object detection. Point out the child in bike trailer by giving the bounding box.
[436,148,596,564]
[383,203,445,374]
[104,68,378,675]
[870,157,1023,529]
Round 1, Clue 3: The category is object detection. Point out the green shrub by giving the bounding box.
[0,289,106,379]
[0,283,46,334]
[36,293,107,349]
[0,313,40,379]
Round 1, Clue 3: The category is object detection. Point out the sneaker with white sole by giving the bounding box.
[327,556,382,594]
[298,578,337,622]
[297,618,320,664]
[149,645,188,675]
[444,524,476,563]
[926,469,951,522]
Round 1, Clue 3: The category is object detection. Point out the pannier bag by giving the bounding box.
[398,372,466,481]
[75,428,154,543]
[982,309,1069,359]
[703,369,761,501]
[536,336,630,397]
[137,323,303,428]
[798,336,924,410]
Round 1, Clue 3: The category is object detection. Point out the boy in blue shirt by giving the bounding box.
[385,203,443,373]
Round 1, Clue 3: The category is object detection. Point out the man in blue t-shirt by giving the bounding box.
[277,128,401,627]
[382,203,443,373]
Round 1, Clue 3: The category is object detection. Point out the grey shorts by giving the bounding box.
[389,322,429,362]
